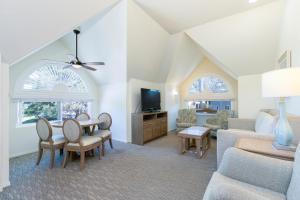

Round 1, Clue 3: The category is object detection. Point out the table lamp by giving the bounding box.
[262,67,300,151]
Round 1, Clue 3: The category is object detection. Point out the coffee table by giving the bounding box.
[178,126,211,158]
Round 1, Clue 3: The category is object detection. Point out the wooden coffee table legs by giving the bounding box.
[180,134,210,159]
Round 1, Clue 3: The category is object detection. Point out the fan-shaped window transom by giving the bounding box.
[23,64,87,93]
[189,76,229,94]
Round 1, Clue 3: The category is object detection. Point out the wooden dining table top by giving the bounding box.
[51,119,101,128]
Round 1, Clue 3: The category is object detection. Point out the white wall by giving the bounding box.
[127,78,165,142]
[99,83,127,142]
[78,0,127,142]
[127,0,170,83]
[0,54,10,191]
[9,41,100,158]
[238,74,276,118]
[164,84,180,131]
[278,0,300,115]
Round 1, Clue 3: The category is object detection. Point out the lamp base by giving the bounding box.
[272,142,297,152]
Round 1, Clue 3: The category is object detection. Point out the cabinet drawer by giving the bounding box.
[161,125,167,135]
[143,126,153,142]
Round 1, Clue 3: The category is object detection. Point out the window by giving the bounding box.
[23,63,87,93]
[21,102,59,124]
[16,63,93,125]
[19,101,90,125]
[187,75,233,111]
[62,101,89,120]
[189,76,228,94]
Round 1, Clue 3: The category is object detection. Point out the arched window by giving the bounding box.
[23,64,87,93]
[14,63,92,125]
[186,75,234,111]
[189,76,228,94]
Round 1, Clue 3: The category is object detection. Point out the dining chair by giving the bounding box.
[62,119,102,170]
[76,113,90,121]
[36,118,65,169]
[76,113,91,134]
[94,112,113,156]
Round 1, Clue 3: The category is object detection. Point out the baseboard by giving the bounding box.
[10,149,37,159]
[0,180,10,192]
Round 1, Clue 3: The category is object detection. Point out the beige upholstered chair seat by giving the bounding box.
[67,136,101,147]
[41,134,65,145]
[94,130,112,139]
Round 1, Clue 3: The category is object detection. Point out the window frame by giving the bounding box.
[17,100,92,126]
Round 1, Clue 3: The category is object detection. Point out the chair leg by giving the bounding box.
[102,142,105,156]
[36,145,43,166]
[50,148,55,169]
[80,150,85,171]
[109,137,113,149]
[62,151,69,168]
[98,144,102,160]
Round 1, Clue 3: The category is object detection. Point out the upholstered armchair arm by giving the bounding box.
[228,118,255,130]
[206,118,218,125]
[217,129,274,167]
[218,148,293,194]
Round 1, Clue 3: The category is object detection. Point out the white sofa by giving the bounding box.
[204,144,300,200]
[217,111,300,167]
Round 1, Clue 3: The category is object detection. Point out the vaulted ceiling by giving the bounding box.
[186,1,284,77]
[134,0,277,34]
[3,0,286,84]
[0,0,119,64]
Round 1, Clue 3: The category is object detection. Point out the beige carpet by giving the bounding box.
[0,133,216,200]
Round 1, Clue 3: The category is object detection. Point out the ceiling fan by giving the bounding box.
[44,29,105,71]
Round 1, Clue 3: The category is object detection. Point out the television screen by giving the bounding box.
[141,88,161,112]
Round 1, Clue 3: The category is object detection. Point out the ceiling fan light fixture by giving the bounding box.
[72,64,82,69]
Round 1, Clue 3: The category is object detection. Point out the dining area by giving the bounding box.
[35,112,113,170]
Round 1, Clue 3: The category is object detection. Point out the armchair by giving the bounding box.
[204,110,231,137]
[204,145,299,200]
[176,109,197,131]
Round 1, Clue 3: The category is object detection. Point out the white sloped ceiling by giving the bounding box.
[186,1,285,77]
[0,0,119,64]
[134,0,277,34]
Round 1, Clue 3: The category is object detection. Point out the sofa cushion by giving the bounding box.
[287,144,300,200]
[203,172,286,200]
[255,112,277,134]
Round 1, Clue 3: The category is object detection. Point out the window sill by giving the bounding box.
[16,123,36,128]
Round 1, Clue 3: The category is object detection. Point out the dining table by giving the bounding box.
[51,119,102,135]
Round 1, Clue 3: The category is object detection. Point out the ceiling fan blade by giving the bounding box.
[63,65,73,69]
[82,62,105,66]
[82,64,97,71]
[41,59,66,64]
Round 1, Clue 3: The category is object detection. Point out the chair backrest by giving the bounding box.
[62,119,82,143]
[178,109,196,123]
[287,143,300,200]
[98,112,112,130]
[76,113,90,121]
[36,118,52,141]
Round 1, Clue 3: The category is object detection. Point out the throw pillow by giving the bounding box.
[255,112,277,134]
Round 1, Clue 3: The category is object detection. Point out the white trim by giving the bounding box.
[0,59,10,192]
[10,150,38,159]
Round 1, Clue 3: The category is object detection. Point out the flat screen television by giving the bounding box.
[141,88,161,112]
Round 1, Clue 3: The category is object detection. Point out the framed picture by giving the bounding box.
[278,50,292,69]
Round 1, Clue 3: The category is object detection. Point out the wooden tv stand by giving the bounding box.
[131,111,168,145]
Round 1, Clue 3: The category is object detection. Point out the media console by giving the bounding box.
[131,111,168,145]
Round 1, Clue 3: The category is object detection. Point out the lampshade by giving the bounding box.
[262,67,300,98]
